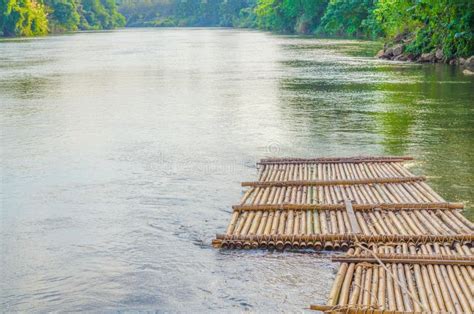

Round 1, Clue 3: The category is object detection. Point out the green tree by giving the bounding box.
[318,0,381,38]
[45,0,80,31]
[235,2,257,28]
[219,0,254,27]
[118,0,256,28]
[255,0,328,33]
[1,0,49,36]
[119,0,175,27]
[80,0,125,29]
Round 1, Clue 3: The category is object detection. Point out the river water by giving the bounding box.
[1,28,473,312]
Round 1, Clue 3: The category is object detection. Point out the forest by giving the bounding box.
[1,0,473,58]
[0,0,124,36]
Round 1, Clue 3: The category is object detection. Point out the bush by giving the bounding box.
[374,0,474,58]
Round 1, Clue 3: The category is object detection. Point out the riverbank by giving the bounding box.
[378,50,474,76]
[375,34,474,75]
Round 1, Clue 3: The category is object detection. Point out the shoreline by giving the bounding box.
[375,37,474,75]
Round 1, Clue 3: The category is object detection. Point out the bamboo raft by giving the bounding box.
[312,244,474,313]
[212,156,473,312]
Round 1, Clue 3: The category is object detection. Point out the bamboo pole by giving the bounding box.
[331,254,474,266]
[232,202,464,211]
[327,258,350,306]
[377,251,387,310]
[241,176,426,187]
[309,304,423,313]
[402,247,421,312]
[212,233,474,248]
[338,248,359,306]
[259,156,413,165]
[216,233,474,243]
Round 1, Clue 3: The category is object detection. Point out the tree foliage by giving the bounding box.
[1,0,125,36]
[255,0,327,33]
[253,0,473,57]
[1,0,49,36]
[118,0,255,28]
[44,0,80,31]
[318,0,381,38]
[80,0,125,30]
[374,0,474,58]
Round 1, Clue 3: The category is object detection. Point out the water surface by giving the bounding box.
[1,28,473,312]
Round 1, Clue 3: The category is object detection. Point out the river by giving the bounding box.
[1,28,473,312]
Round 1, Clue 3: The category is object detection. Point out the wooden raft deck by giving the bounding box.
[212,156,474,313]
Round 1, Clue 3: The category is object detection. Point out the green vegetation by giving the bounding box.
[373,0,473,59]
[252,0,473,57]
[253,0,381,37]
[44,0,80,31]
[79,0,125,30]
[119,0,256,28]
[254,0,327,33]
[2,0,473,58]
[318,0,381,38]
[1,0,125,36]
[1,0,49,36]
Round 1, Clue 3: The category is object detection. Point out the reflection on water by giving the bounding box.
[1,28,473,312]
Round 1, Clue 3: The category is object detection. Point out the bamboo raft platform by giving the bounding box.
[212,156,473,312]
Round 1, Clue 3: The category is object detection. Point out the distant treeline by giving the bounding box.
[2,0,473,58]
[0,0,125,36]
[118,0,257,28]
